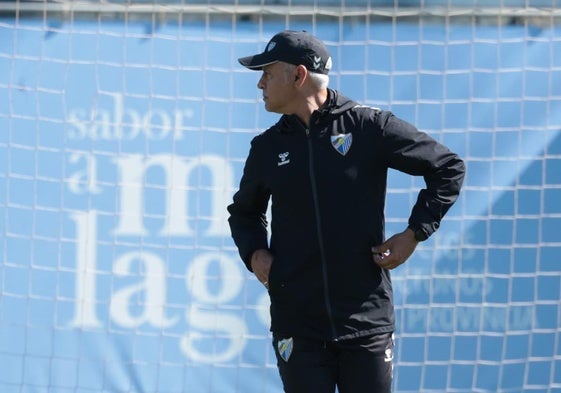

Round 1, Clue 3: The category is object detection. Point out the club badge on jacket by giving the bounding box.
[331,133,352,156]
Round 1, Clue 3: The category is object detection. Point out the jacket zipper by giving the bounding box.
[305,127,338,341]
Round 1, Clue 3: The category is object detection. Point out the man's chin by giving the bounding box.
[264,102,277,113]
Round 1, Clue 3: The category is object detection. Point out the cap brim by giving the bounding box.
[238,53,278,70]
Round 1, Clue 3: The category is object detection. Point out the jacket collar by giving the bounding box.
[277,89,356,133]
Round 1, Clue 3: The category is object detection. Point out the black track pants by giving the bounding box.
[273,332,394,393]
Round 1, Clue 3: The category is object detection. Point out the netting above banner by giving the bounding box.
[2,0,560,22]
[0,3,560,393]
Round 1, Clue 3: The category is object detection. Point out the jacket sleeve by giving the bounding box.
[378,111,466,239]
[227,137,271,271]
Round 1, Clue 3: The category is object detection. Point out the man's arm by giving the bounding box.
[227,139,271,271]
[382,112,465,237]
[372,112,466,269]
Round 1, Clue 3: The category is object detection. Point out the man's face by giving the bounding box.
[257,62,295,114]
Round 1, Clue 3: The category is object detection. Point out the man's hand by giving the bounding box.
[371,228,419,270]
[250,249,273,289]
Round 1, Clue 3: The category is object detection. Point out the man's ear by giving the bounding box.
[294,65,307,84]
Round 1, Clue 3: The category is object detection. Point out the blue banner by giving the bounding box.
[1,18,560,392]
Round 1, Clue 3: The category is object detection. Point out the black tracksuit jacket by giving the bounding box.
[227,89,465,341]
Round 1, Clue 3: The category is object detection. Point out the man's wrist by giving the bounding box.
[408,225,429,242]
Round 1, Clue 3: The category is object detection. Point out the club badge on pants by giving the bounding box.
[277,337,293,362]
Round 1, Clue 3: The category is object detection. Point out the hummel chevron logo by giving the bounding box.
[277,152,290,166]
[313,55,321,69]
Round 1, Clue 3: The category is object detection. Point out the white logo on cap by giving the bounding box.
[325,56,332,71]
[313,55,322,69]
[266,41,276,52]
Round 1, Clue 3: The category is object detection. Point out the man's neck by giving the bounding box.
[295,88,329,127]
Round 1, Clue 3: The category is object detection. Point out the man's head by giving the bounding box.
[238,30,332,75]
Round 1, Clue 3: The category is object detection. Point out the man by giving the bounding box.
[227,30,465,393]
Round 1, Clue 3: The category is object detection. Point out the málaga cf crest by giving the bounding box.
[277,337,294,362]
[331,133,352,156]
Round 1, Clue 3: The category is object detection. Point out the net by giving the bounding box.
[0,1,560,392]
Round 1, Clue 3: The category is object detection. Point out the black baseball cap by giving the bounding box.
[238,30,332,75]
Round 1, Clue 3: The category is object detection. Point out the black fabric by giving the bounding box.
[238,30,332,75]
[228,89,465,341]
[273,333,394,393]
